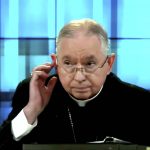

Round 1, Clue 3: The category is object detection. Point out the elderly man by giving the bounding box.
[0,18,150,150]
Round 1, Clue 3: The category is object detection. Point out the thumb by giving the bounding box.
[47,76,57,96]
[50,54,57,66]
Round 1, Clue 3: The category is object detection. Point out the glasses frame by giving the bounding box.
[58,55,109,74]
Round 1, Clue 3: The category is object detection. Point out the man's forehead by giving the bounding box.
[60,54,98,60]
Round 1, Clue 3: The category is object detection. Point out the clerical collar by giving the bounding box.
[68,86,103,107]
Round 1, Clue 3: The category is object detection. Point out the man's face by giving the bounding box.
[57,32,114,100]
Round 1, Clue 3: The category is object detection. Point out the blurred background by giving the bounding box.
[0,0,150,124]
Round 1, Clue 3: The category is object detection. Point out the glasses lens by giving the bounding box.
[84,66,97,73]
[60,56,108,74]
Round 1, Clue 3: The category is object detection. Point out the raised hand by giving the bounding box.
[23,55,57,124]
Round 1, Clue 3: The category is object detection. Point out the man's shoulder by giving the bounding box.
[106,72,150,94]
[106,72,150,92]
[15,77,31,91]
[20,77,31,84]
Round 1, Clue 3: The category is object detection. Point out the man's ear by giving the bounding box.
[107,53,115,74]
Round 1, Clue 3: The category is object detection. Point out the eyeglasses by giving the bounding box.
[58,56,108,74]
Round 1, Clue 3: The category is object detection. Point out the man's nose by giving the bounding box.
[73,68,86,82]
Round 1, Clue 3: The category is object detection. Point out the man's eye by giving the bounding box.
[63,61,73,66]
[86,61,96,67]
[64,61,70,65]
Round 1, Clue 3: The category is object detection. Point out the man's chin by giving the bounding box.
[71,93,91,100]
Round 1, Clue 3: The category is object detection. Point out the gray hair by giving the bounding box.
[56,18,110,55]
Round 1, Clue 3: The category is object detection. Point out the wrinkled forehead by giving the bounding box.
[60,54,98,61]
[57,34,106,58]
[57,50,106,65]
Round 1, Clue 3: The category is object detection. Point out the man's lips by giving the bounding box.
[72,87,90,92]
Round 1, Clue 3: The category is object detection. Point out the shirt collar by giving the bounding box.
[68,85,103,107]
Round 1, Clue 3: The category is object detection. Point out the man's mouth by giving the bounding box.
[73,87,90,92]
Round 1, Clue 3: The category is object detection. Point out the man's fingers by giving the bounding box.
[32,65,51,73]
[31,71,49,81]
[32,63,55,74]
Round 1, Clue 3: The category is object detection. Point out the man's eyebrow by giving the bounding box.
[62,56,72,60]
[61,55,77,61]
[84,55,97,61]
